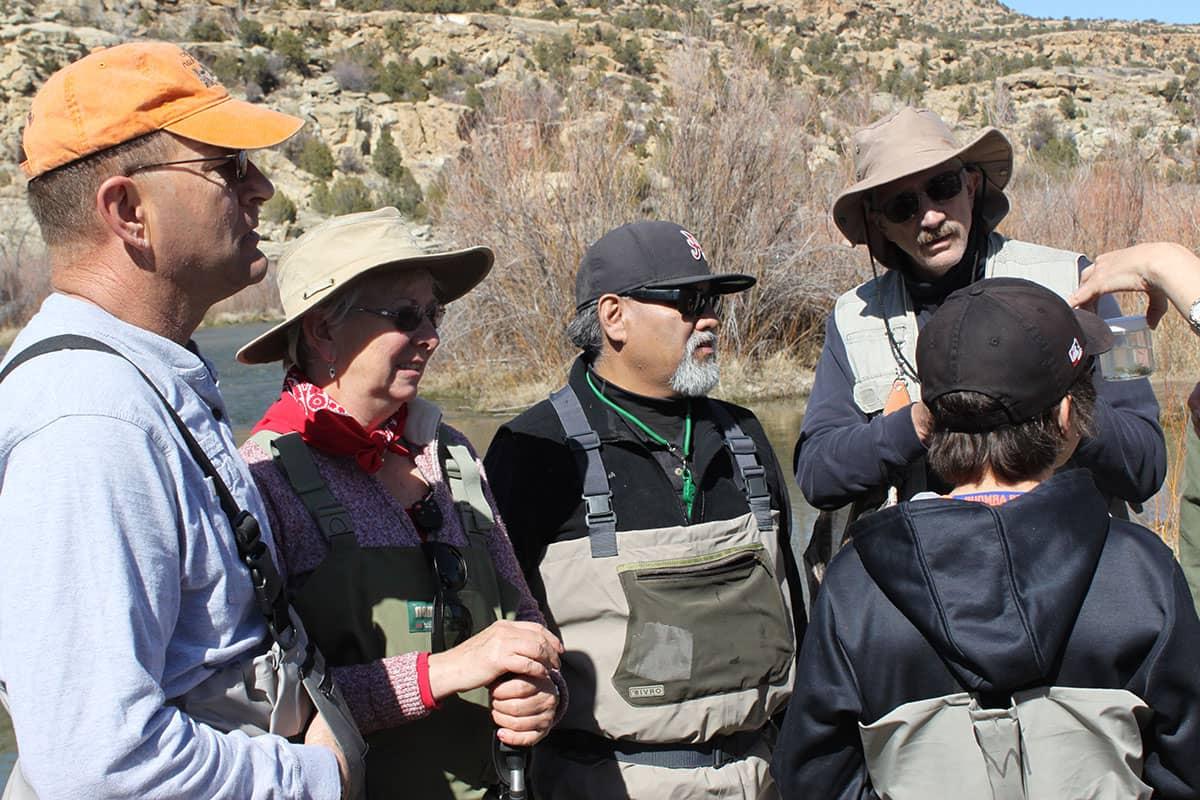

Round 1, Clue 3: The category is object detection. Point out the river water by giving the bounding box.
[0,321,815,787]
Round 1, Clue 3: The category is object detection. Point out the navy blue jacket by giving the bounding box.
[771,470,1200,799]
[795,276,1166,509]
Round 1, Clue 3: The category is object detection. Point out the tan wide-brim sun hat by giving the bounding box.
[20,41,303,178]
[832,107,1014,252]
[237,207,493,365]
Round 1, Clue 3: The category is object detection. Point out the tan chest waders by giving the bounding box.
[532,387,795,800]
[0,336,367,800]
[252,429,525,800]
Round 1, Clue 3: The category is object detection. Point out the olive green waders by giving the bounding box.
[253,429,524,800]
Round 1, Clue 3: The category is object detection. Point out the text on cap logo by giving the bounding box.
[679,229,705,261]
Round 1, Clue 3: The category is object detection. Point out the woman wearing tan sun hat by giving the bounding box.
[237,207,565,799]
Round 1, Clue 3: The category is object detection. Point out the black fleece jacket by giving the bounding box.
[484,356,804,638]
[771,470,1200,799]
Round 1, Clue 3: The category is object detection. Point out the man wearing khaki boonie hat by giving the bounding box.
[793,107,1164,584]
[0,42,362,798]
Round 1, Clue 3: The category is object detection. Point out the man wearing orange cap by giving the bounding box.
[0,43,360,798]
[793,107,1165,588]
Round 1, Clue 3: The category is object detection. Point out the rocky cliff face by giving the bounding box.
[1,0,1197,265]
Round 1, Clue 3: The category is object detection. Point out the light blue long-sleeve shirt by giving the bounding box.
[0,294,339,799]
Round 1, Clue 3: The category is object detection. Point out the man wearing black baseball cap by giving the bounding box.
[773,278,1200,799]
[485,221,802,799]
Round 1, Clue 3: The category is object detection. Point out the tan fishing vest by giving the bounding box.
[833,234,1082,415]
[533,387,795,800]
[859,687,1151,799]
[251,405,524,800]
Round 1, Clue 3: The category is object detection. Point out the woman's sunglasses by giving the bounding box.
[127,150,249,184]
[624,287,724,318]
[875,169,965,225]
[353,300,445,332]
[422,541,472,652]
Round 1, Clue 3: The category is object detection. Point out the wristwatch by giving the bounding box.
[1189,296,1200,336]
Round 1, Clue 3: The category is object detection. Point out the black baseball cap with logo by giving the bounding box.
[574,220,755,311]
[916,277,1114,432]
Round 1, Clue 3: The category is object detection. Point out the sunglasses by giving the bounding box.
[875,169,965,224]
[127,150,249,184]
[422,541,473,652]
[353,300,445,332]
[624,287,724,318]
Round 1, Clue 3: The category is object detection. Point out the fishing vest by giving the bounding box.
[0,336,367,800]
[251,415,524,800]
[533,386,795,800]
[833,233,1082,415]
[859,687,1150,799]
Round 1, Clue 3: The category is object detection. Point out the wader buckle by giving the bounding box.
[583,492,615,527]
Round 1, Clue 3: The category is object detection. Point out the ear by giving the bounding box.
[1057,394,1074,435]
[301,311,338,366]
[596,294,628,347]
[96,176,149,250]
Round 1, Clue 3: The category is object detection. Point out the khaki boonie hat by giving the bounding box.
[21,41,303,178]
[832,107,1014,247]
[237,207,493,364]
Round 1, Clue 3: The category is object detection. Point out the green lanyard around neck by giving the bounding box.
[585,370,697,519]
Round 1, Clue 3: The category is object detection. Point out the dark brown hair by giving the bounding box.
[927,369,1097,486]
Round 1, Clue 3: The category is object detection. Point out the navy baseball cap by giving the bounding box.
[917,278,1114,432]
[574,221,755,311]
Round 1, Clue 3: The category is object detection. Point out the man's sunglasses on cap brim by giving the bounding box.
[874,169,966,225]
[624,286,724,318]
[353,301,445,332]
[127,150,249,183]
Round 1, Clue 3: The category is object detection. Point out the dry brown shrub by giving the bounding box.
[431,48,873,401]
[0,222,50,331]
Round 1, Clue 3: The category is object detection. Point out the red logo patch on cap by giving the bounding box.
[680,229,705,261]
[1068,337,1083,365]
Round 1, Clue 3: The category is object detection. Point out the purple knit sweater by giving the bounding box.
[240,399,562,736]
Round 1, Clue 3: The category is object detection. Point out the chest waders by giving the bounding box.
[251,429,525,800]
[533,387,795,800]
[0,336,367,800]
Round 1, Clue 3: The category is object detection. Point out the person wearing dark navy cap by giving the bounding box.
[485,220,802,799]
[773,277,1200,800]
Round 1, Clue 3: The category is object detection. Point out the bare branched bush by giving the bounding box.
[0,223,51,330]
[432,48,871,395]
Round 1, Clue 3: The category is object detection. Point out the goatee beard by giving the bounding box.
[670,330,720,397]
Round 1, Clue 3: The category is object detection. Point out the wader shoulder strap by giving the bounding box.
[0,335,295,646]
[706,402,774,532]
[248,430,357,553]
[548,385,617,558]
[439,428,495,537]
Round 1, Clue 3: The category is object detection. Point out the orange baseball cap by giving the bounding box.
[20,41,304,178]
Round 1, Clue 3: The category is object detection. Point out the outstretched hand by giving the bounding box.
[1070,242,1200,330]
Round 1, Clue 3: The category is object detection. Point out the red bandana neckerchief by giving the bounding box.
[251,367,411,474]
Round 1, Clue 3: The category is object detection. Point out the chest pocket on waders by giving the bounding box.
[612,542,792,706]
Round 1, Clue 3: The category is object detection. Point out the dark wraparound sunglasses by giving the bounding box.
[875,169,965,225]
[353,300,445,332]
[422,541,473,652]
[127,150,249,183]
[624,287,724,318]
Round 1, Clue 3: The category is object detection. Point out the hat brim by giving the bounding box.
[1075,308,1115,357]
[832,127,1014,246]
[165,95,304,151]
[236,245,493,365]
[642,273,757,294]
